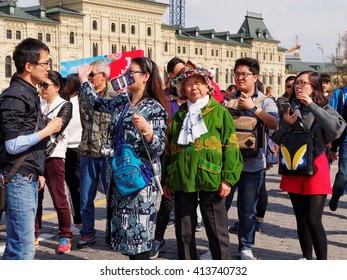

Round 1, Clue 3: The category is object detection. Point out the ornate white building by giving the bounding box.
[0,0,287,95]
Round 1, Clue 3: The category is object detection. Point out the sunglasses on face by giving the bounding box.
[286,85,293,89]
[88,72,102,78]
[38,82,54,90]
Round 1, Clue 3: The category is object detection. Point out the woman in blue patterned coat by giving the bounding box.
[78,57,169,260]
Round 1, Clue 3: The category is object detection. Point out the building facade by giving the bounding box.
[1,0,287,95]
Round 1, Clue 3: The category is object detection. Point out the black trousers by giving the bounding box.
[174,190,230,260]
[64,148,82,225]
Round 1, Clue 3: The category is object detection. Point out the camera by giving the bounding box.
[99,144,114,157]
[110,72,135,91]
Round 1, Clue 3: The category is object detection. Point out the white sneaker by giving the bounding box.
[200,250,212,260]
[240,249,255,260]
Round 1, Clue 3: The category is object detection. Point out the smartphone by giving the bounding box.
[110,72,135,91]
[280,102,294,115]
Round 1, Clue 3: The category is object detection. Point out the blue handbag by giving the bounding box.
[112,103,153,196]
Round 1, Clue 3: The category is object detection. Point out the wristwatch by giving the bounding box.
[250,106,258,113]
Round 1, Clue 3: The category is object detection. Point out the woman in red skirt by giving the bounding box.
[272,71,346,259]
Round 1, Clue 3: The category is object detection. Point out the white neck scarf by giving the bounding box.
[178,95,209,145]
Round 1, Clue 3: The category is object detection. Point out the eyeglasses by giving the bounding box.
[286,84,293,89]
[234,72,254,78]
[36,62,51,69]
[38,82,55,90]
[128,69,144,75]
[88,72,102,78]
[294,81,312,88]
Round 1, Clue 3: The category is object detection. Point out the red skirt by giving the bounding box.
[280,152,332,195]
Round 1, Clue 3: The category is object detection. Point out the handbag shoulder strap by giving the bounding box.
[4,102,41,186]
[45,101,67,117]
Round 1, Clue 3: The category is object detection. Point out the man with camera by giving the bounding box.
[77,59,116,248]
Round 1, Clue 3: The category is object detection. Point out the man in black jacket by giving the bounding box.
[0,38,62,259]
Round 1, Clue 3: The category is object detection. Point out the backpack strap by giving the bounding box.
[253,95,268,109]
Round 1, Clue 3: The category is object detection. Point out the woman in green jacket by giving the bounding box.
[162,61,243,260]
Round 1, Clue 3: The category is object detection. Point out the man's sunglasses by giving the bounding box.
[89,72,102,78]
[38,82,54,90]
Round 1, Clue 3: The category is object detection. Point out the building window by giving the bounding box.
[148,47,152,60]
[38,33,43,41]
[122,45,126,52]
[279,55,281,62]
[230,51,233,58]
[112,44,117,53]
[269,75,273,85]
[263,53,266,60]
[215,68,219,83]
[131,46,136,51]
[6,30,12,39]
[211,50,214,56]
[230,71,234,84]
[46,34,51,43]
[92,20,97,30]
[165,42,168,52]
[195,48,198,55]
[16,31,21,40]
[216,50,218,57]
[131,25,135,35]
[270,53,273,61]
[200,48,203,55]
[49,58,53,70]
[225,69,229,84]
[111,23,116,33]
[183,47,186,54]
[93,43,98,57]
[147,27,152,36]
[240,52,243,58]
[178,46,181,53]
[226,51,229,58]
[121,24,126,33]
[278,76,281,85]
[5,56,12,78]
[70,32,75,44]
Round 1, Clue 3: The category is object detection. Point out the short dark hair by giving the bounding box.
[320,73,331,83]
[234,57,260,75]
[285,76,296,84]
[167,57,185,74]
[13,37,50,74]
[227,84,237,91]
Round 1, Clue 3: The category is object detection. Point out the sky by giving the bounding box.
[18,0,347,63]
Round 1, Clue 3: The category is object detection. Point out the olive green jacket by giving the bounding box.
[163,98,243,193]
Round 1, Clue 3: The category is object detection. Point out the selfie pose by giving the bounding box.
[78,57,169,260]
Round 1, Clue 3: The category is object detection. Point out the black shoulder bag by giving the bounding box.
[278,121,316,176]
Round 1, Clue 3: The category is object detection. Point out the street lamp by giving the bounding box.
[316,42,324,73]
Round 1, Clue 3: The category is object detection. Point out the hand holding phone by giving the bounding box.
[280,102,294,115]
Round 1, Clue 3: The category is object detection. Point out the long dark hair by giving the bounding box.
[131,57,169,115]
[61,73,80,101]
[290,71,328,107]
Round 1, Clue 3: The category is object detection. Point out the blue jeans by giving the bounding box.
[3,173,39,260]
[333,142,347,197]
[237,170,264,252]
[79,156,109,237]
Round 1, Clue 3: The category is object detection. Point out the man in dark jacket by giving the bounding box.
[0,38,62,259]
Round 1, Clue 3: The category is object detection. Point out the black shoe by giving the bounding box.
[228,221,238,234]
[329,195,341,211]
[255,222,263,233]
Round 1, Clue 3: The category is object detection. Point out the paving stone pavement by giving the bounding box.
[1,164,347,260]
